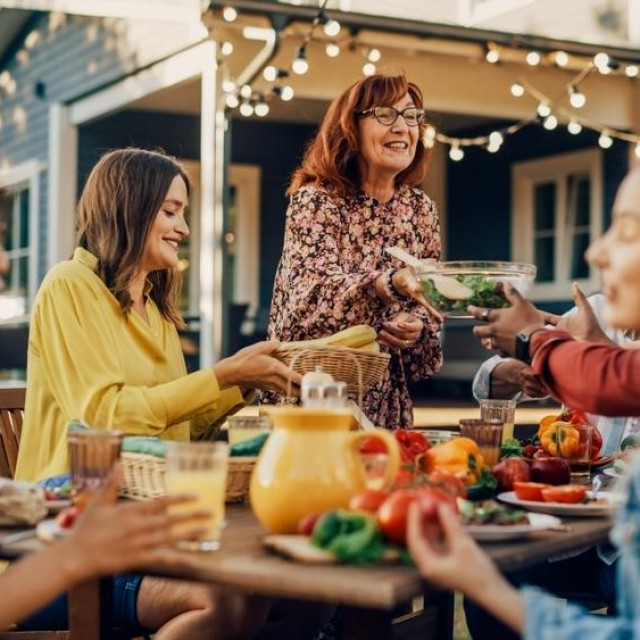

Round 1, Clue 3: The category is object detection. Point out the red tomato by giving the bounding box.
[391,467,416,490]
[297,513,321,536]
[55,506,80,530]
[348,489,391,514]
[425,469,467,499]
[540,485,587,504]
[513,481,550,502]
[377,489,416,546]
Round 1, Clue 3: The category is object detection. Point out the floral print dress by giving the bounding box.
[266,184,443,428]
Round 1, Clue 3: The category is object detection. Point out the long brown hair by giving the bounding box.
[75,148,190,326]
[288,73,430,198]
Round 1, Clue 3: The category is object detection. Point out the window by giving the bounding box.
[0,161,40,323]
[511,149,602,301]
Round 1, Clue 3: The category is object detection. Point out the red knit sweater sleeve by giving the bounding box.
[530,330,640,416]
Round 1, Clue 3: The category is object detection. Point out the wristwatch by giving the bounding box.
[515,331,533,364]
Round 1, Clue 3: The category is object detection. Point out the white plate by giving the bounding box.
[36,518,72,543]
[498,491,624,517]
[46,499,72,514]
[465,512,562,542]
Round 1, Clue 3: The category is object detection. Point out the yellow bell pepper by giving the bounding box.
[423,438,484,486]
[539,421,581,457]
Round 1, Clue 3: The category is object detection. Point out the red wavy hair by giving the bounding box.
[288,73,430,198]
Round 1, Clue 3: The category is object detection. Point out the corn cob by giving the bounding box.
[278,325,377,350]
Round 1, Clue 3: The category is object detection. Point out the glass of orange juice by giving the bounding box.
[166,442,229,551]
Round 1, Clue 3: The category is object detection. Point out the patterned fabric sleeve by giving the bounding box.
[396,192,443,382]
[269,187,387,339]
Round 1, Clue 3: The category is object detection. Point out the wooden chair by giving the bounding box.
[0,388,146,640]
[0,386,25,479]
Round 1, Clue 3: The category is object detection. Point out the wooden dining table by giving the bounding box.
[0,504,615,640]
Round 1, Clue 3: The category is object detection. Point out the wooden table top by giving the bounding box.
[1,505,612,610]
[156,508,614,607]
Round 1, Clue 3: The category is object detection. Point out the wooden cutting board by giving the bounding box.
[263,535,338,564]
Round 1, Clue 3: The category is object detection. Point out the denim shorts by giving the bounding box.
[19,572,145,631]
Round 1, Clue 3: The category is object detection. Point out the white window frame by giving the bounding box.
[511,148,603,301]
[0,160,41,324]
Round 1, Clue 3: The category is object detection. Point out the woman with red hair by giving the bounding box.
[267,73,442,427]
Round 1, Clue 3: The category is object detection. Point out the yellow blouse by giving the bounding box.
[15,248,244,482]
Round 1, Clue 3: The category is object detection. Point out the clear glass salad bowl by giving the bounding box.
[417,261,537,318]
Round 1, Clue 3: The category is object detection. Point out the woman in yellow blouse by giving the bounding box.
[15,149,323,640]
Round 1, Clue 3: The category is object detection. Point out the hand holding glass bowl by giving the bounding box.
[417,261,537,319]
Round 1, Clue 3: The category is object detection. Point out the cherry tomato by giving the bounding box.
[55,505,80,530]
[297,513,321,536]
[424,470,467,499]
[348,489,390,514]
[540,485,587,504]
[513,481,550,502]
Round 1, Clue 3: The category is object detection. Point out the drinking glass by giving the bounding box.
[227,415,273,445]
[68,429,123,508]
[359,452,390,490]
[479,399,516,441]
[554,423,593,483]
[165,441,229,551]
[459,419,502,467]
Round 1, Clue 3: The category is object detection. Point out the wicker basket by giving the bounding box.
[275,345,390,396]
[119,453,256,504]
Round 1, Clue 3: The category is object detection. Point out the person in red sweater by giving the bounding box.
[469,163,640,416]
[406,164,640,639]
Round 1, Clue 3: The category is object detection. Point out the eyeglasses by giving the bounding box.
[357,106,426,127]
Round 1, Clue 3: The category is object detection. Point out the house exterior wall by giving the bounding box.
[0,11,202,281]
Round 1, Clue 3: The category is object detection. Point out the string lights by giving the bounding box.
[212,3,640,158]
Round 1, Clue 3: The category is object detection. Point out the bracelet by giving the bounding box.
[387,269,412,303]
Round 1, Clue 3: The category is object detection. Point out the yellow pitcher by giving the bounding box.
[250,406,400,534]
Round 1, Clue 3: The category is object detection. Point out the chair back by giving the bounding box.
[0,387,26,479]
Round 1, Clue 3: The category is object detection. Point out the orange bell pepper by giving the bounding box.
[423,438,484,486]
[539,421,581,457]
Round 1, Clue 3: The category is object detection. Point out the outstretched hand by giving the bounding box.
[543,283,613,345]
[469,286,546,358]
[63,468,212,581]
[213,341,302,395]
[390,268,444,322]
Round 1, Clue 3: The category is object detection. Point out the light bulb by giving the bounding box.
[325,43,340,58]
[222,79,236,93]
[537,102,551,117]
[239,101,254,117]
[280,85,294,101]
[222,6,238,22]
[510,83,525,98]
[526,51,541,66]
[568,120,582,135]
[449,144,464,161]
[225,94,239,109]
[569,87,586,108]
[599,131,613,149]
[362,62,376,76]
[424,125,437,148]
[489,131,503,146]
[594,52,610,69]
[323,19,341,37]
[635,142,640,159]
[220,41,234,56]
[543,115,558,130]
[487,142,500,153]
[292,47,308,75]
[626,65,639,78]
[554,51,569,67]
[263,66,278,82]
[368,48,381,63]
[485,47,499,64]
[240,84,252,99]
[255,101,269,117]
